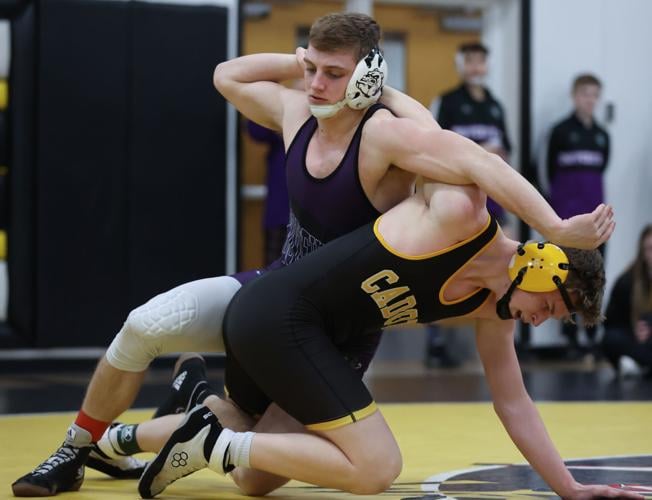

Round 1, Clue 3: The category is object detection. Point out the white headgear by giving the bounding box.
[310,47,388,119]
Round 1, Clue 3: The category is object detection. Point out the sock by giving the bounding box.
[65,423,93,448]
[208,427,235,474]
[111,423,142,456]
[75,409,111,442]
[229,431,255,469]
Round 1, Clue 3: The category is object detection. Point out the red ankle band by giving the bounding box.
[75,410,110,442]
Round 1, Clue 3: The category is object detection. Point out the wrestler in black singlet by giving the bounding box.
[224,216,498,429]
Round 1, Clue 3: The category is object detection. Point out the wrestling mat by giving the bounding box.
[1,402,650,499]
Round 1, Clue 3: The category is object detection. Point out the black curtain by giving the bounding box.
[7,0,231,347]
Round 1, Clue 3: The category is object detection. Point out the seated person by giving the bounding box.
[602,224,652,376]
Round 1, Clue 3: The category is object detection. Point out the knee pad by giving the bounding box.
[106,276,242,371]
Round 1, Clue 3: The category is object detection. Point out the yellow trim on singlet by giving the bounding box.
[373,215,492,261]
[373,214,498,312]
[305,402,378,431]
[439,217,499,306]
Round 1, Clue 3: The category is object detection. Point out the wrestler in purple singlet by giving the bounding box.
[232,103,391,371]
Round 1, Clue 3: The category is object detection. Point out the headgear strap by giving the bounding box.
[496,242,575,321]
[309,47,388,119]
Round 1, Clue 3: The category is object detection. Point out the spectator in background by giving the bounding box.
[431,41,512,225]
[246,121,290,265]
[546,73,610,358]
[601,224,652,377]
[426,41,512,368]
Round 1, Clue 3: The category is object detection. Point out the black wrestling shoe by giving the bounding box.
[86,443,148,479]
[12,442,90,497]
[139,405,228,498]
[153,354,211,418]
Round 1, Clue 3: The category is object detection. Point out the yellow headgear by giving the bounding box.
[507,241,570,292]
[497,241,575,320]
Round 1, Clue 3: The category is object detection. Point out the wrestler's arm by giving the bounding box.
[213,53,303,131]
[371,117,614,249]
[379,86,440,127]
[475,318,644,500]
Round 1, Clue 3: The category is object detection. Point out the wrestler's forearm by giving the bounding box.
[406,128,565,240]
[450,144,613,249]
[213,53,301,130]
[214,53,302,86]
[466,150,564,239]
[495,399,579,498]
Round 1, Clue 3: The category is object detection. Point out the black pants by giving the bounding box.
[562,321,598,348]
[601,327,652,370]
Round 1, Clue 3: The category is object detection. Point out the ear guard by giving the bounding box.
[309,47,388,119]
[496,241,575,320]
[345,47,387,110]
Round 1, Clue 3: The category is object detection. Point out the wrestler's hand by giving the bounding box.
[561,482,645,500]
[555,203,615,249]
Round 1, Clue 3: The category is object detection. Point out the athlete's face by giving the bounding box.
[461,51,487,85]
[303,45,357,105]
[507,289,573,327]
[573,83,601,119]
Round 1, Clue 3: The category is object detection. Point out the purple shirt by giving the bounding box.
[546,113,609,218]
[247,121,290,229]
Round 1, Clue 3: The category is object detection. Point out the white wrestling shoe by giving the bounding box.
[138,405,234,498]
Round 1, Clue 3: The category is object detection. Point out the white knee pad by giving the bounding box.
[105,276,242,372]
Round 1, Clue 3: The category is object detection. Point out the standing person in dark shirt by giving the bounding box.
[547,73,610,357]
[246,121,290,265]
[431,41,512,223]
[427,42,513,367]
[601,224,652,376]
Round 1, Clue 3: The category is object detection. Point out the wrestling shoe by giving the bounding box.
[86,443,147,479]
[138,405,233,498]
[153,354,211,418]
[12,424,92,497]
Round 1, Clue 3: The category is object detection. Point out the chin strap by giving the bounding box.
[309,47,387,120]
[496,267,527,320]
[553,274,576,316]
[309,100,347,119]
[496,266,576,321]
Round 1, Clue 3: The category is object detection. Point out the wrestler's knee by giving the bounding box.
[231,470,289,497]
[105,277,240,371]
[348,449,402,495]
[105,302,170,372]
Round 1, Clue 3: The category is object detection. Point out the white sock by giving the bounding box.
[229,431,255,469]
[208,427,235,474]
[208,429,255,473]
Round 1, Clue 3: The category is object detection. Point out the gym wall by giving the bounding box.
[6,0,237,348]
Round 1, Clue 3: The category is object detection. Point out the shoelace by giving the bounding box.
[33,446,79,475]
